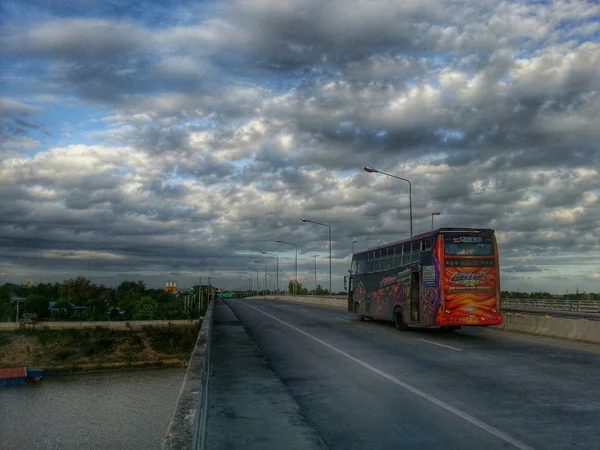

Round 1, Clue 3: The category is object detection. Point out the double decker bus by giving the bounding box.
[347,228,502,330]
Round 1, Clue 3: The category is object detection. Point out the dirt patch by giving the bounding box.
[0,335,38,367]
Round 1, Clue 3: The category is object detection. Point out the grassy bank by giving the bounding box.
[0,323,200,374]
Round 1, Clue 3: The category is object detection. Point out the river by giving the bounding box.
[0,368,186,450]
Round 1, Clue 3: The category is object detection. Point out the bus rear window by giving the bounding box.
[443,235,494,256]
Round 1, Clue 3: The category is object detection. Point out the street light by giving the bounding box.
[364,166,413,237]
[247,267,259,296]
[276,239,298,295]
[431,212,441,231]
[313,255,319,295]
[238,275,250,297]
[254,260,268,295]
[301,218,332,294]
[261,252,279,295]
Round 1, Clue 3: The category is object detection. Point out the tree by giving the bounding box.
[51,300,73,320]
[59,276,92,304]
[315,285,330,296]
[132,296,156,320]
[288,280,308,295]
[23,295,50,319]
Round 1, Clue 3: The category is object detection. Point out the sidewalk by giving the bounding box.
[205,300,326,450]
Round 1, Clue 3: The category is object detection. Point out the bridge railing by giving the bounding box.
[501,298,600,313]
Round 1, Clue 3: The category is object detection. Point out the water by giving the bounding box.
[0,368,186,450]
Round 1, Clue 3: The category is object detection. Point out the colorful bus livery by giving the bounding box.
[347,228,503,330]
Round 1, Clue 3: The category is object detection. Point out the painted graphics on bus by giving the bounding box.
[438,233,502,326]
[348,233,442,328]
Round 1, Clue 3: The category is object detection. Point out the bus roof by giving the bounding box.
[354,228,495,256]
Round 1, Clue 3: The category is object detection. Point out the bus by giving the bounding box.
[346,228,502,330]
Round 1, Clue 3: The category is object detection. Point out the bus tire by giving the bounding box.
[393,308,408,331]
[354,302,364,322]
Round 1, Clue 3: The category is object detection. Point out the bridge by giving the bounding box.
[163,296,600,449]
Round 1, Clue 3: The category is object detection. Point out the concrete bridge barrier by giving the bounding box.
[493,312,600,345]
[162,300,215,450]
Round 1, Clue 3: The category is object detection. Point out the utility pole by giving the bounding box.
[198,276,202,314]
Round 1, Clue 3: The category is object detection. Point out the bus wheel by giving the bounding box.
[354,303,364,322]
[393,308,408,331]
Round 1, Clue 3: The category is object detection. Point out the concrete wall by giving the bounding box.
[0,319,200,331]
[162,300,215,450]
[493,312,600,345]
[250,295,347,309]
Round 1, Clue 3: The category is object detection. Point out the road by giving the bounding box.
[206,298,600,450]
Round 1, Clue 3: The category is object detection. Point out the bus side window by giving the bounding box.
[393,245,401,267]
[367,261,374,273]
[411,241,420,262]
[402,244,411,266]
[424,239,433,251]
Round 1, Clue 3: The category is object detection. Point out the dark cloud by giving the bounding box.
[0,0,599,291]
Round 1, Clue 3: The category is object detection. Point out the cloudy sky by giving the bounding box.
[1,0,599,293]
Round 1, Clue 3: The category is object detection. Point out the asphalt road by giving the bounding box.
[207,298,600,450]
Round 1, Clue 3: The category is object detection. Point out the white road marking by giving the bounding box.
[336,317,351,322]
[301,309,308,312]
[418,339,463,352]
[237,300,534,450]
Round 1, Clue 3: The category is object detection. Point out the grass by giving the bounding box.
[0,325,200,372]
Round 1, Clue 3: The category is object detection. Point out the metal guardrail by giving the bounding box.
[502,307,600,320]
[501,298,600,313]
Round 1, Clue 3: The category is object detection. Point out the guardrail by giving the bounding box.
[501,299,600,313]
[502,307,600,320]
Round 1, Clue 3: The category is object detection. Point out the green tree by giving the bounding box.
[288,280,308,295]
[59,276,92,304]
[51,300,73,320]
[132,296,156,320]
[315,285,330,295]
[23,294,50,319]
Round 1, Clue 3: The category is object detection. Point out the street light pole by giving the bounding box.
[254,260,268,295]
[431,212,441,231]
[352,240,358,255]
[247,267,259,296]
[364,166,413,237]
[198,276,202,313]
[313,255,319,294]
[276,240,297,295]
[301,218,332,294]
[261,252,279,295]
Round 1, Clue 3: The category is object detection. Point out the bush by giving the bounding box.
[55,349,74,361]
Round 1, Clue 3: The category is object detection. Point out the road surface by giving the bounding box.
[205,298,600,450]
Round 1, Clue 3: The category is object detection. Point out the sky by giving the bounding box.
[1,0,599,293]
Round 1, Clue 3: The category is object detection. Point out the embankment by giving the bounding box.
[0,319,200,331]
[0,322,200,374]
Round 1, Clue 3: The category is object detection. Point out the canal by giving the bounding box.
[0,368,186,450]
